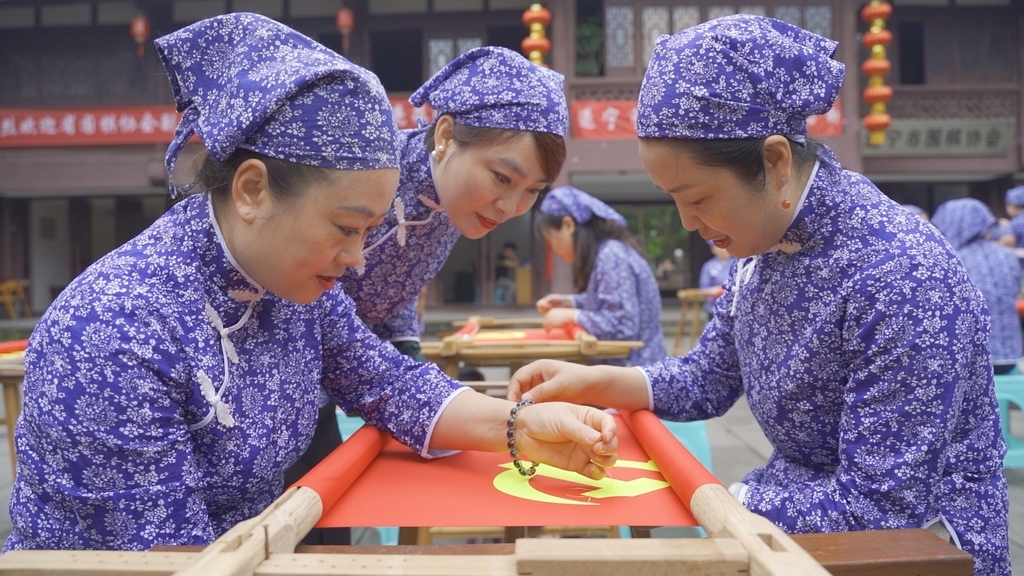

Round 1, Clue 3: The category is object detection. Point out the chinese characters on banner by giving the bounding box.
[0,99,437,148]
[571,98,845,139]
[0,107,181,147]
[570,100,638,140]
[861,118,1013,157]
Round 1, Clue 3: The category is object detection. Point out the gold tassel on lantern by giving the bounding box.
[521,3,552,66]
[861,0,893,146]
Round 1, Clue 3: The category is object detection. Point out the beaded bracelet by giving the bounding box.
[507,399,538,477]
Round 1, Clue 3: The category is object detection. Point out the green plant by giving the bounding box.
[576,17,603,76]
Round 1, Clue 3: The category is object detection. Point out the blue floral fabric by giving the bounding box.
[640,148,1010,575]
[540,186,627,227]
[410,46,567,137]
[932,198,1022,368]
[5,193,464,551]
[156,13,399,198]
[340,128,461,341]
[637,15,844,140]
[571,240,667,366]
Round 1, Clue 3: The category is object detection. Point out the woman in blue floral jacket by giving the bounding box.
[507,15,1009,575]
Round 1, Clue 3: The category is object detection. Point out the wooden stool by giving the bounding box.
[673,289,717,355]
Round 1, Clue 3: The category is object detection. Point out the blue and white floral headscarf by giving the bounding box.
[637,15,845,140]
[932,198,997,250]
[1005,185,1024,207]
[409,46,568,138]
[155,13,399,198]
[541,186,627,227]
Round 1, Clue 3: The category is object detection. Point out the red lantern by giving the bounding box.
[860,1,893,23]
[130,14,150,59]
[336,7,354,55]
[520,36,551,55]
[861,58,891,77]
[861,30,893,50]
[862,85,894,104]
[862,112,892,132]
[521,5,552,28]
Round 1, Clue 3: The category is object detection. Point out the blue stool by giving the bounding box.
[994,370,1024,469]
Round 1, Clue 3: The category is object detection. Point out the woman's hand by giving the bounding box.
[507,360,652,413]
[513,401,618,480]
[507,359,603,404]
[542,307,576,331]
[536,294,574,314]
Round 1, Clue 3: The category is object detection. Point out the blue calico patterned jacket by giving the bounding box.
[641,148,1010,575]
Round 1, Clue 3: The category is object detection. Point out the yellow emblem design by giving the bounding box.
[493,460,670,505]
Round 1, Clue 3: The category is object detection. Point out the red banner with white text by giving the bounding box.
[571,97,844,140]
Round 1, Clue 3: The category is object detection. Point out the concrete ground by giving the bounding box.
[0,303,1021,573]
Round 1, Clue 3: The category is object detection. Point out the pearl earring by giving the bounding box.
[781,197,791,209]
[437,145,445,152]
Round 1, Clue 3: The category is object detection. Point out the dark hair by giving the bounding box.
[424,117,567,183]
[190,148,333,204]
[536,212,644,293]
[643,137,820,191]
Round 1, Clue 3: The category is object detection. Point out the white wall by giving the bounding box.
[29,199,70,313]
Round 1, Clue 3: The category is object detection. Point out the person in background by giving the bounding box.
[508,16,1009,575]
[900,204,929,221]
[495,242,520,305]
[931,198,1022,374]
[4,15,618,553]
[697,240,735,314]
[989,223,1017,250]
[535,185,667,367]
[1003,185,1024,248]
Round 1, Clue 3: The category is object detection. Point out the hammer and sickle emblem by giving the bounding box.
[492,459,670,505]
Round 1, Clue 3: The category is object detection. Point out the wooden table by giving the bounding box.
[422,316,644,377]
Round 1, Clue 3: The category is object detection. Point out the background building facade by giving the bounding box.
[1,0,1022,313]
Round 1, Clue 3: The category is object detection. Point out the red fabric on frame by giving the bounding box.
[625,410,721,510]
[290,424,388,513]
[314,413,699,528]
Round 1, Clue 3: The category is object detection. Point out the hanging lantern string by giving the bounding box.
[131,14,150,59]
[860,0,893,147]
[521,3,551,67]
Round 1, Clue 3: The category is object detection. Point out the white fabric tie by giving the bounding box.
[198,370,235,428]
[189,289,263,431]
